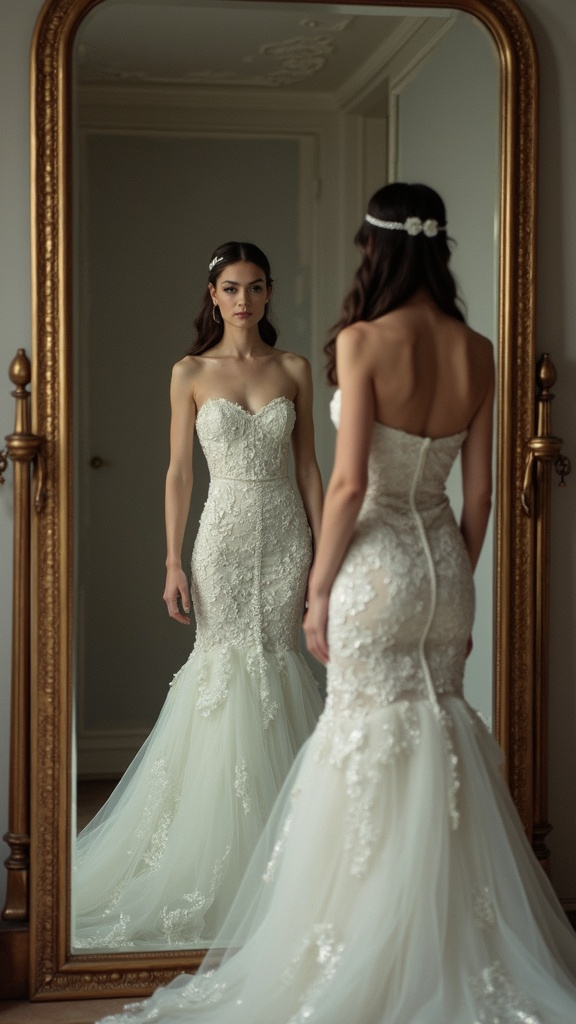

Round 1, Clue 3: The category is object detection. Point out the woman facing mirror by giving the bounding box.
[95,184,576,1024]
[72,241,324,951]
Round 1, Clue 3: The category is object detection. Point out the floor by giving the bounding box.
[0,998,130,1022]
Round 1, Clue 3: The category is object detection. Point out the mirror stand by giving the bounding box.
[522,354,571,873]
[0,349,43,998]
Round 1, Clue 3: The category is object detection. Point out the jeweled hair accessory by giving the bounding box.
[209,255,224,271]
[365,214,446,237]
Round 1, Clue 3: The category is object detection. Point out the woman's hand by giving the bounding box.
[163,566,191,625]
[303,593,330,665]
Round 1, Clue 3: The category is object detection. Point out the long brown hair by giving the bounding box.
[189,241,277,355]
[324,183,466,385]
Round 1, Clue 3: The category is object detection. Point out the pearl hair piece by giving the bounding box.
[209,255,224,271]
[365,214,447,237]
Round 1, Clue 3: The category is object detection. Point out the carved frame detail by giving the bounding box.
[28,0,538,1001]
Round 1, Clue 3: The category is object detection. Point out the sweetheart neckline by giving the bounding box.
[197,395,295,419]
[330,389,467,444]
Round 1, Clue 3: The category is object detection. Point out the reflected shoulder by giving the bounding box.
[336,323,371,350]
[336,322,390,375]
[170,356,205,405]
[467,328,496,371]
[277,349,312,380]
[172,354,203,380]
[276,348,310,367]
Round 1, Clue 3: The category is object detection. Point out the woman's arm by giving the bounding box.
[460,362,495,572]
[163,360,197,625]
[290,356,324,547]
[304,329,374,663]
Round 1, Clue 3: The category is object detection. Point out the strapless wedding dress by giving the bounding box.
[97,390,576,1022]
[73,396,323,951]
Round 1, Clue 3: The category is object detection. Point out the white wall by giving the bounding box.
[1,0,576,906]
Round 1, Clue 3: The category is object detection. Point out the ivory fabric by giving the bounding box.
[73,396,322,951]
[97,389,576,1022]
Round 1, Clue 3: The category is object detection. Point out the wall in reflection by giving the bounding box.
[75,134,313,773]
[395,13,499,723]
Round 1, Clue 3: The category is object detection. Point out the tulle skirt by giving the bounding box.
[96,695,576,1022]
[73,645,322,951]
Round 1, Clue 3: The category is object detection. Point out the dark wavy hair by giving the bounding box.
[324,183,466,384]
[189,241,277,355]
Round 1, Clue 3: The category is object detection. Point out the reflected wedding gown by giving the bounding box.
[98,390,576,1022]
[73,395,323,950]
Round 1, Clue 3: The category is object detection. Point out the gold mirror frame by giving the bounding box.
[27,0,538,1001]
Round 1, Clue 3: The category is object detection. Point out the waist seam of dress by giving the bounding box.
[210,475,288,483]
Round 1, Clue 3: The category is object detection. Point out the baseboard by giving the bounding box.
[561,899,576,931]
[76,727,149,776]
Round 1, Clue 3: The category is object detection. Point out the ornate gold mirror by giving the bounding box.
[23,0,541,1002]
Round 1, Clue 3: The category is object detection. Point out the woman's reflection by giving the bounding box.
[72,242,324,951]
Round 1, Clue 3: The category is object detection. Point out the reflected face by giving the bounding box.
[209,261,271,332]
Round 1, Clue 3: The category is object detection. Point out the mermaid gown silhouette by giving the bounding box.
[73,395,323,951]
[98,387,576,1023]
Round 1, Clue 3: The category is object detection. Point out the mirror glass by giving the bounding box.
[70,0,499,953]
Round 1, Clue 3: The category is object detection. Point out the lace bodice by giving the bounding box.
[329,388,467,512]
[187,397,313,722]
[326,388,472,706]
[195,396,294,480]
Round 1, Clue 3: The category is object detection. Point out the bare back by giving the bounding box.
[333,292,495,572]
[350,294,493,439]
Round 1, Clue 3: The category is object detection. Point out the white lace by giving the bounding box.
[320,389,472,851]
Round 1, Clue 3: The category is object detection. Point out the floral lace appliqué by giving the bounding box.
[473,884,496,929]
[161,847,231,945]
[282,923,345,1023]
[125,756,179,869]
[471,960,543,1024]
[263,784,302,884]
[235,757,251,815]
[72,912,135,950]
[314,699,422,878]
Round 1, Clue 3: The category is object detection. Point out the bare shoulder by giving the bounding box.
[334,323,374,370]
[170,354,206,400]
[276,349,312,382]
[464,326,495,374]
[337,320,406,378]
[172,354,196,375]
[336,322,373,352]
[276,349,310,369]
